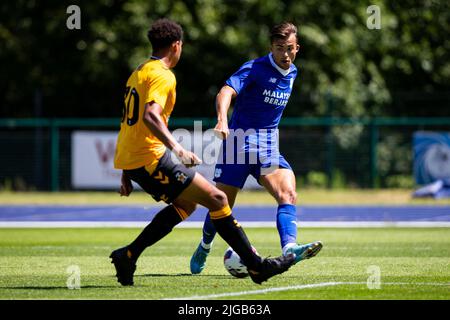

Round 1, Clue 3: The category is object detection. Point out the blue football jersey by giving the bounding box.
[225,53,298,130]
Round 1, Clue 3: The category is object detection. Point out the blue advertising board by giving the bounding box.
[413,132,450,185]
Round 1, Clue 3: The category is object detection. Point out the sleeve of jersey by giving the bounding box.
[225,60,254,94]
[145,71,175,109]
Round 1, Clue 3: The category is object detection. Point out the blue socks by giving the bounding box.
[276,204,298,249]
[201,204,298,251]
[201,213,217,246]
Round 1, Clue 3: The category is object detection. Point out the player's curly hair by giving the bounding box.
[270,22,298,44]
[147,18,184,51]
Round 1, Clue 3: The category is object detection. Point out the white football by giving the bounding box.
[223,246,258,278]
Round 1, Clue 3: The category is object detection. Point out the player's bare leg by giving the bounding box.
[217,183,240,208]
[259,168,323,263]
[259,168,297,205]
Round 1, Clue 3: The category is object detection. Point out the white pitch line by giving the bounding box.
[164,282,348,300]
[163,281,450,300]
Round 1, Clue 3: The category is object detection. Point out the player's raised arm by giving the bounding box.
[214,85,236,139]
[143,102,202,167]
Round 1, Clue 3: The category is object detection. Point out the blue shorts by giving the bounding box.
[212,139,292,189]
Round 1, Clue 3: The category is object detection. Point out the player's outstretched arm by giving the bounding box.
[214,85,236,140]
[143,102,202,167]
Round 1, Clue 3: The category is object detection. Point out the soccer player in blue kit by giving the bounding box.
[190,22,323,274]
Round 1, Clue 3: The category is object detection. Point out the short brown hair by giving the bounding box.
[270,22,298,43]
[147,18,183,51]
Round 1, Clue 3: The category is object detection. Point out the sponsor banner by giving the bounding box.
[71,131,121,188]
[71,131,261,189]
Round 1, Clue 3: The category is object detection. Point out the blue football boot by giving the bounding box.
[190,243,210,274]
[286,241,323,264]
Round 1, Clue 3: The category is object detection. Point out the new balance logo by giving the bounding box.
[269,77,277,83]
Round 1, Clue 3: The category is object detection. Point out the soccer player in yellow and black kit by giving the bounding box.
[110,18,296,286]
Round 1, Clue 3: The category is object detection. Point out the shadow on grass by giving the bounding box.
[0,285,118,290]
[0,275,237,290]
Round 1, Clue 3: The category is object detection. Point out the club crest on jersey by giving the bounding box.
[214,168,222,178]
[175,172,188,184]
[269,77,277,83]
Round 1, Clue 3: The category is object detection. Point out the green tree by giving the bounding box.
[0,0,448,119]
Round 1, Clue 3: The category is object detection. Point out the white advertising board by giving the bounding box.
[71,131,121,188]
[71,131,261,189]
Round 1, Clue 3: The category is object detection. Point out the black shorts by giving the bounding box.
[124,150,196,204]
